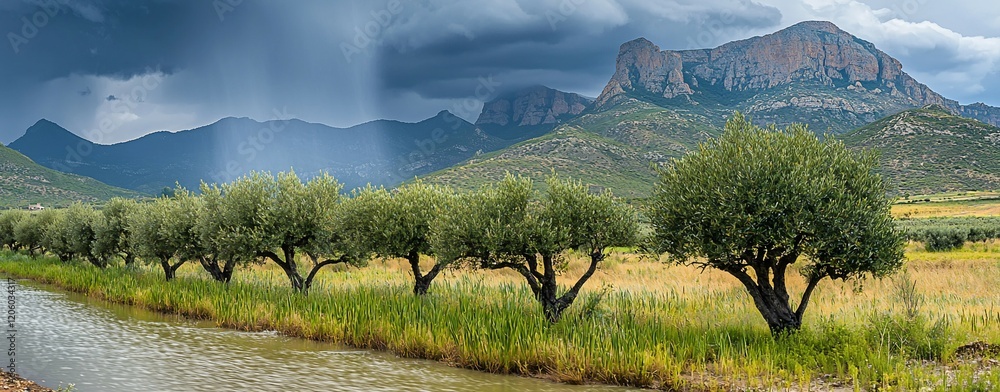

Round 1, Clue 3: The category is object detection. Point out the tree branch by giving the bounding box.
[170,258,188,273]
[304,255,350,291]
[259,250,286,268]
[557,250,604,310]
[524,253,545,281]
[490,261,541,297]
[794,274,823,321]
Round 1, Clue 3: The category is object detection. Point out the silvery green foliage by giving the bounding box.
[431,173,639,321]
[14,209,59,255]
[341,182,452,294]
[128,188,203,279]
[93,197,140,265]
[0,210,28,250]
[42,203,104,266]
[650,112,904,334]
[200,171,358,292]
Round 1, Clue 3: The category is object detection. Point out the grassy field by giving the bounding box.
[2,243,999,391]
[892,192,1000,219]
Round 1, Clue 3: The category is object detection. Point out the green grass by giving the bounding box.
[2,249,999,390]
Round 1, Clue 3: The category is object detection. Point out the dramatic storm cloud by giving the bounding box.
[0,0,996,143]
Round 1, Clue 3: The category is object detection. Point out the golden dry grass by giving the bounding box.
[894,201,1000,218]
[220,242,1000,345]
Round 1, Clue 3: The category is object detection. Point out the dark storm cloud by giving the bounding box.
[1,0,190,81]
[0,0,997,144]
[373,0,784,103]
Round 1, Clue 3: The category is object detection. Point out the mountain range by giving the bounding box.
[594,21,999,133]
[4,20,999,203]
[6,85,585,196]
[426,21,1000,197]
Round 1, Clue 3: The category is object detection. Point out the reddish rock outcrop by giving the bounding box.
[476,86,590,128]
[590,20,1000,129]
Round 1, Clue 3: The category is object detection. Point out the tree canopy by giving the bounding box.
[342,182,453,295]
[649,112,905,334]
[431,174,639,322]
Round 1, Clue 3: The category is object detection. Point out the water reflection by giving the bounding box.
[5,279,637,391]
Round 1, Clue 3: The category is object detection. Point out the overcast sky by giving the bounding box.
[0,0,997,144]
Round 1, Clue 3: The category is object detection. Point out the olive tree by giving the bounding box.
[41,204,103,266]
[58,203,106,268]
[649,113,905,335]
[93,197,140,266]
[196,183,247,283]
[343,183,452,295]
[129,191,202,280]
[432,175,639,322]
[0,210,28,251]
[16,209,59,257]
[42,210,75,262]
[212,171,362,293]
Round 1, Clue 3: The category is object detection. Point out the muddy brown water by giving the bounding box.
[2,278,642,391]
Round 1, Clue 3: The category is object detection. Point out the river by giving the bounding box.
[3,278,639,391]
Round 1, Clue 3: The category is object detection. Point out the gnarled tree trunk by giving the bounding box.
[407,251,443,295]
[263,247,349,294]
[158,258,187,281]
[722,256,822,336]
[123,253,136,268]
[494,251,605,323]
[200,256,236,283]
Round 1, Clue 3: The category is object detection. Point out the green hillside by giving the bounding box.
[840,105,1000,195]
[426,102,1000,200]
[423,99,721,199]
[0,143,143,208]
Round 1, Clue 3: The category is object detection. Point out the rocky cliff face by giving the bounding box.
[476,86,590,128]
[595,38,692,108]
[594,21,999,130]
[958,102,1000,128]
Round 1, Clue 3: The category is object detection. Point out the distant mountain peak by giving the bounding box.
[597,21,942,109]
[785,20,843,33]
[14,119,89,147]
[474,85,591,139]
[619,37,658,52]
[32,118,58,127]
[593,22,1000,131]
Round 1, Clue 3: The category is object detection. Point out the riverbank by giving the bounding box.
[1,247,999,390]
[0,371,52,392]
